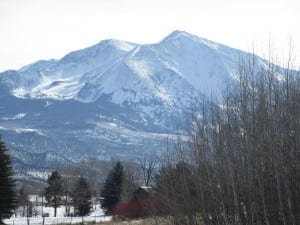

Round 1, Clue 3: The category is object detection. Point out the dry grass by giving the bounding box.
[58,215,205,225]
[58,217,170,225]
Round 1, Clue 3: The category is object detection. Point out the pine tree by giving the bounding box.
[0,136,17,224]
[45,170,62,217]
[100,161,124,214]
[71,176,92,216]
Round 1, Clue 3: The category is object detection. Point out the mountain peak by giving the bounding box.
[0,30,266,104]
[99,39,136,52]
[161,30,224,53]
[162,30,194,42]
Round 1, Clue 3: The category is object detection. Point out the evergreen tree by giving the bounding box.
[100,161,124,214]
[71,176,92,216]
[0,136,17,224]
[45,170,62,217]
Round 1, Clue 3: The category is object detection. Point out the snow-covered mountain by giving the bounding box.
[0,31,270,169]
[1,31,251,103]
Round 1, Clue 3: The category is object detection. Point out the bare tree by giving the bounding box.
[139,156,158,186]
[155,48,300,225]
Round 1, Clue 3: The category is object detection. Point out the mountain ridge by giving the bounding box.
[0,30,247,100]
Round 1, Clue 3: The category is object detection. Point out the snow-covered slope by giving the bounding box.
[0,31,271,169]
[1,39,136,99]
[0,31,252,103]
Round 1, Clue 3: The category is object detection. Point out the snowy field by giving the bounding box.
[4,215,111,225]
[4,203,112,225]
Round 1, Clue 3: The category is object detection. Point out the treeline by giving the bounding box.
[0,140,158,223]
[16,165,121,218]
[16,170,93,218]
[155,55,300,225]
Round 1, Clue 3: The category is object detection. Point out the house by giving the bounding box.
[113,186,164,218]
[133,186,156,201]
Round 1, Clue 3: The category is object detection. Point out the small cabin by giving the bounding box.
[114,186,163,218]
[133,186,155,200]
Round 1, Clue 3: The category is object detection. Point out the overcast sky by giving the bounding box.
[0,0,299,71]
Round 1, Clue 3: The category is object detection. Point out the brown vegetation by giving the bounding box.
[154,51,300,225]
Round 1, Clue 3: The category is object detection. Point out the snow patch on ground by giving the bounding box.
[15,128,46,136]
[4,201,111,225]
[26,171,51,180]
[2,113,27,120]
[4,215,111,225]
